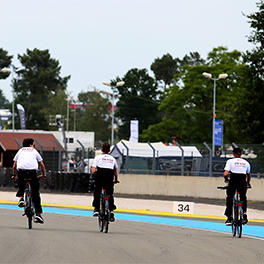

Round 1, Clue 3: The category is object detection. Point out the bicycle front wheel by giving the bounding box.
[98,213,104,232]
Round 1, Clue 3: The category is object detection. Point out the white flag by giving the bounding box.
[16,104,26,129]
[129,120,139,142]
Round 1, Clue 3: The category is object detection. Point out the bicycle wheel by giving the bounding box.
[237,207,243,238]
[98,213,104,232]
[232,204,238,237]
[28,214,32,229]
[104,212,109,233]
[232,223,236,237]
[98,194,105,232]
[25,195,33,229]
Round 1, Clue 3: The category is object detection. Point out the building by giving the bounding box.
[0,131,64,171]
[52,131,94,152]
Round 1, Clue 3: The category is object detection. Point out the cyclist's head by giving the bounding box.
[233,147,242,156]
[23,138,34,147]
[101,142,110,154]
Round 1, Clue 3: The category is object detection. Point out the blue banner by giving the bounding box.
[214,120,223,146]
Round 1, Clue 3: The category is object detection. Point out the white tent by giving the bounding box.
[112,140,202,158]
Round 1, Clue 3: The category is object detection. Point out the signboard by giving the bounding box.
[129,120,139,143]
[214,120,223,146]
[173,201,194,214]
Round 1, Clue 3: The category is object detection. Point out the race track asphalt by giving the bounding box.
[0,208,264,264]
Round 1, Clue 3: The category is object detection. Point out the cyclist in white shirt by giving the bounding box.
[223,147,251,226]
[12,138,46,224]
[91,142,119,222]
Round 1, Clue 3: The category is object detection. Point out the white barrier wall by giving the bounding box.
[115,174,264,201]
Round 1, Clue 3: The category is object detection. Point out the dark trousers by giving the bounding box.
[92,170,116,211]
[225,173,247,217]
[17,170,43,214]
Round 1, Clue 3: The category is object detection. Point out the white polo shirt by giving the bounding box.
[92,154,118,170]
[14,147,43,170]
[224,158,250,174]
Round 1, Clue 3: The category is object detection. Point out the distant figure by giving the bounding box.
[91,142,119,222]
[12,138,46,224]
[69,156,76,171]
[223,147,251,226]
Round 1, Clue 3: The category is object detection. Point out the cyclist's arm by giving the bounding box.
[246,172,251,186]
[114,167,118,183]
[223,170,229,182]
[12,161,18,180]
[38,161,46,178]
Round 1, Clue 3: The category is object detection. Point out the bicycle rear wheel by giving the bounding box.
[25,195,33,229]
[237,207,243,238]
[28,215,32,229]
[98,194,105,232]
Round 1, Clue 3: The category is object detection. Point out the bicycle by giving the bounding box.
[217,185,251,238]
[98,181,119,233]
[13,174,44,229]
[98,187,110,233]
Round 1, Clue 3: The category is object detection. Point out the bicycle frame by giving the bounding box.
[98,187,110,233]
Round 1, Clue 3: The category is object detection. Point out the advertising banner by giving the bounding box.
[214,120,223,146]
[17,104,26,129]
[129,120,139,142]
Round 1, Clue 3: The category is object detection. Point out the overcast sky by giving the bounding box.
[0,0,258,101]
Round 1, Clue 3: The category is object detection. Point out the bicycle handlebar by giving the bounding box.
[217,185,251,190]
[217,186,228,190]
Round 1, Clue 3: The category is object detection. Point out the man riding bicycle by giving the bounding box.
[91,142,119,222]
[223,147,251,226]
[12,138,46,224]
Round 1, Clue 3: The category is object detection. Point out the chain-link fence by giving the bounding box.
[117,143,264,178]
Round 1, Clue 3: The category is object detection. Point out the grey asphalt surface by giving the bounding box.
[0,208,264,264]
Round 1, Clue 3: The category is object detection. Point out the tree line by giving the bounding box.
[0,1,264,145]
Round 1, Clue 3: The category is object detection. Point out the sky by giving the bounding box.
[0,0,258,102]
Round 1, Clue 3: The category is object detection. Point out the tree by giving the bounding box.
[0,48,12,73]
[13,48,70,130]
[235,0,264,143]
[150,53,179,88]
[180,52,205,66]
[142,47,249,144]
[0,48,12,109]
[113,68,161,140]
[0,90,9,108]
[78,90,111,146]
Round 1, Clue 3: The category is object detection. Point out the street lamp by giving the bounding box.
[202,72,228,157]
[102,81,125,146]
[0,67,23,131]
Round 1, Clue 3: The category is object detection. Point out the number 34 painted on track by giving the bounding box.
[173,202,194,214]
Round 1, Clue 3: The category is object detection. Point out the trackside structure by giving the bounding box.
[110,140,202,175]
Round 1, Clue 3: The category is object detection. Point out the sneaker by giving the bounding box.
[225,217,233,226]
[110,212,115,222]
[34,214,44,224]
[93,210,99,217]
[18,198,25,208]
[242,214,248,225]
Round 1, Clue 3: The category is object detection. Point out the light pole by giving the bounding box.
[0,67,23,131]
[102,81,125,146]
[202,72,228,157]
